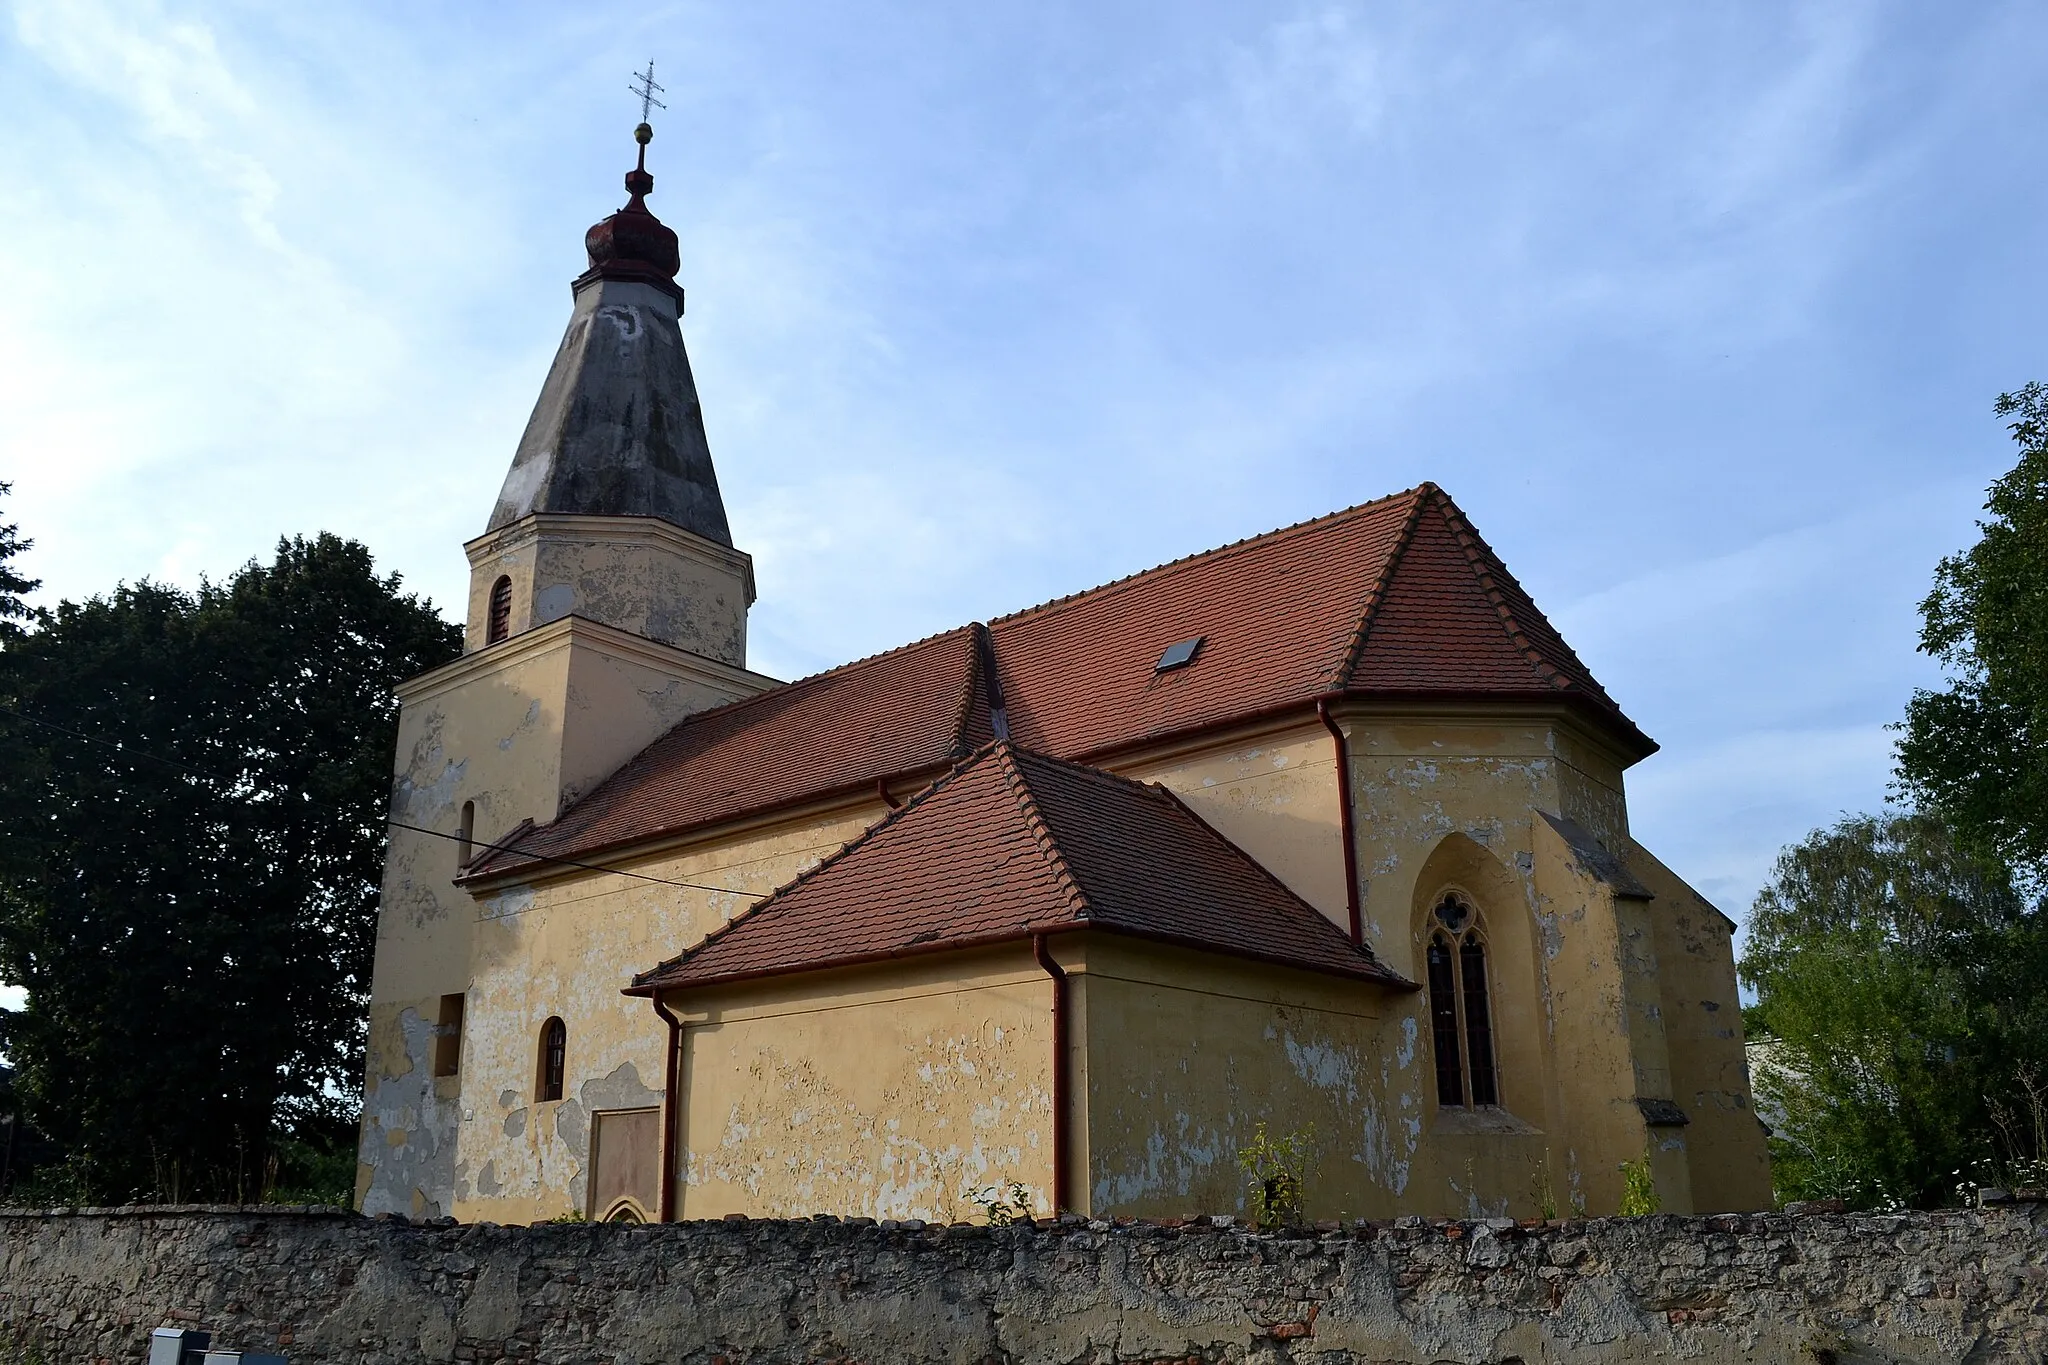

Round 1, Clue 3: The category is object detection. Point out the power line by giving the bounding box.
[0,703,758,899]
[386,818,753,897]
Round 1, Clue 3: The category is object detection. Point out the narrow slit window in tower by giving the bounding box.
[432,993,465,1078]
[486,576,513,644]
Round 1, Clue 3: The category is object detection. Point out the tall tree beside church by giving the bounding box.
[0,482,38,636]
[0,534,460,1201]
[1739,812,2048,1210]
[1897,383,2048,879]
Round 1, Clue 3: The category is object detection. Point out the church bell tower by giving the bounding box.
[357,114,774,1218]
[464,118,754,664]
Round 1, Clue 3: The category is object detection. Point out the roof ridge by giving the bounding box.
[668,622,981,731]
[988,484,1430,628]
[1329,483,1435,689]
[993,744,1094,924]
[1429,489,1606,700]
[629,739,1004,987]
[947,622,991,757]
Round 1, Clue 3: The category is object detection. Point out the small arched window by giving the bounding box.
[537,1016,567,1102]
[1426,893,1498,1108]
[457,800,475,868]
[486,576,513,644]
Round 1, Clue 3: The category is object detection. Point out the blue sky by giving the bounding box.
[2,0,2043,935]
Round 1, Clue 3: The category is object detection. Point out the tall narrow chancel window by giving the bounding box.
[1425,893,1500,1109]
[538,1016,567,1102]
[1426,937,1464,1105]
[486,576,513,644]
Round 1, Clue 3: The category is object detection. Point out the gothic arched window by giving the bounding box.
[486,576,513,644]
[1425,893,1499,1108]
[537,1016,567,1102]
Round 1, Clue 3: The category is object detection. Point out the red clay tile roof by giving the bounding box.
[471,482,1647,879]
[629,743,1407,993]
[467,626,992,877]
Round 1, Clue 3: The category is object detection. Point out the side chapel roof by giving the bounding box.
[629,742,1407,993]
[469,482,1648,879]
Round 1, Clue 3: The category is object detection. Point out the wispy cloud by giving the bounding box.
[0,0,2041,930]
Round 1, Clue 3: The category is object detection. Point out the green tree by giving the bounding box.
[0,482,39,637]
[0,534,460,1201]
[1740,812,2048,1209]
[1898,383,2048,880]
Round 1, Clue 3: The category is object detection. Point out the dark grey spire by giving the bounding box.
[488,123,733,546]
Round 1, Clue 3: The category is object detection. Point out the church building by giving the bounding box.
[355,124,1771,1226]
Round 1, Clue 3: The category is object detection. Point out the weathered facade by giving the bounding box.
[356,125,1770,1226]
[10,1203,2048,1364]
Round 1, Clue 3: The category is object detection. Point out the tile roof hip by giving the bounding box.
[629,741,1409,995]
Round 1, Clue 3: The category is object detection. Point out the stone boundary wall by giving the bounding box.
[3,1203,2045,1364]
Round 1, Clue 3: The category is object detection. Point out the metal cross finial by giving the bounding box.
[630,60,667,124]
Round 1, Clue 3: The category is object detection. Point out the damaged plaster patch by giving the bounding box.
[359,1007,459,1219]
[557,1062,665,1214]
[1092,1111,1230,1210]
[480,885,536,921]
[498,699,544,753]
[1282,1032,1360,1103]
[535,584,576,624]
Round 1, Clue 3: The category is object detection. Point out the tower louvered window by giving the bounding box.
[1426,893,1498,1108]
[487,576,513,644]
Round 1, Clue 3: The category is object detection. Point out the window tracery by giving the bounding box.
[1425,892,1498,1108]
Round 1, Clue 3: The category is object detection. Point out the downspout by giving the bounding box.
[1316,697,1365,946]
[650,994,684,1222]
[1032,933,1069,1214]
[875,776,901,810]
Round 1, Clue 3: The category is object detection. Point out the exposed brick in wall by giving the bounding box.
[3,1203,2045,1364]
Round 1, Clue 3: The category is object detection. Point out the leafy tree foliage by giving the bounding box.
[0,482,38,637]
[1740,812,2048,1209]
[0,534,460,1201]
[1898,383,2048,880]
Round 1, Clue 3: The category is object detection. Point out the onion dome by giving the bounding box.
[580,123,682,291]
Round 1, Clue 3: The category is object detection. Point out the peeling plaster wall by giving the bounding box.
[1073,938,1397,1220]
[368,686,1768,1225]
[1526,813,1667,1216]
[1390,833,1556,1220]
[451,803,879,1224]
[463,514,753,665]
[359,619,771,1220]
[1626,843,1774,1213]
[672,950,1055,1222]
[7,1205,2046,1364]
[1341,712,1595,974]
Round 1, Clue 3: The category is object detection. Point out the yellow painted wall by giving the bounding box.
[668,949,1057,1222]
[448,801,880,1224]
[1626,843,1774,1212]
[1118,724,1349,931]
[364,671,1770,1222]
[1070,937,1397,1220]
[357,608,772,1218]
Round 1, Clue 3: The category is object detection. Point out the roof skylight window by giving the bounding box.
[1154,636,1205,673]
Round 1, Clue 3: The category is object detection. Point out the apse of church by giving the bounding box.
[355,115,1770,1225]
